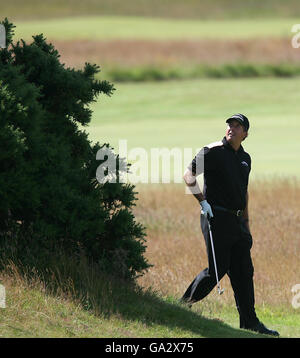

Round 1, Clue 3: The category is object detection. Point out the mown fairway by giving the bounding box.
[4,0,300,21]
[14,16,297,41]
[89,77,300,179]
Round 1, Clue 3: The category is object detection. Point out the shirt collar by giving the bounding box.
[222,136,244,153]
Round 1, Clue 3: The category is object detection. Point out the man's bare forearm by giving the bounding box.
[184,177,213,217]
[184,178,205,203]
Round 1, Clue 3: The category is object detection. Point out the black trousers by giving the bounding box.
[182,210,259,328]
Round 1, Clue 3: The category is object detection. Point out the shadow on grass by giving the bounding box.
[1,256,271,339]
[96,280,269,339]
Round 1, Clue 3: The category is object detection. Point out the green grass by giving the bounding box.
[104,64,300,82]
[12,16,297,41]
[87,77,300,180]
[1,270,299,338]
[3,0,300,21]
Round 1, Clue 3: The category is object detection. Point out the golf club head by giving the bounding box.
[217,286,225,295]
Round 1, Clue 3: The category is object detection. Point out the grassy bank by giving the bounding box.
[0,241,298,338]
[0,258,274,338]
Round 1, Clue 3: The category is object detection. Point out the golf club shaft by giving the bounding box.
[207,218,223,293]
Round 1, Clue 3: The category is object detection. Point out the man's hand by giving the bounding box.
[200,200,214,219]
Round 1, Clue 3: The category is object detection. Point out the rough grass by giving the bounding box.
[134,179,300,309]
[10,36,300,82]
[52,38,300,70]
[0,255,275,338]
[0,180,299,338]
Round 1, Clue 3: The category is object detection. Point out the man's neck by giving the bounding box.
[227,139,241,152]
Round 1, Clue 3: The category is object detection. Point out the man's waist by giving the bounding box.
[212,205,244,217]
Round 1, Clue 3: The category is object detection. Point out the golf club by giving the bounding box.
[207,216,224,295]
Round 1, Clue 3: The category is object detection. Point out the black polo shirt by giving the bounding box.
[188,136,251,210]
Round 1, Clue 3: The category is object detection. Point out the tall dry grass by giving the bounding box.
[52,38,300,69]
[134,179,300,308]
[1,179,298,315]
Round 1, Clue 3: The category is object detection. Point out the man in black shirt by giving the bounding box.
[181,114,279,337]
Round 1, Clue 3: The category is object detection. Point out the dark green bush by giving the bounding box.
[0,18,150,280]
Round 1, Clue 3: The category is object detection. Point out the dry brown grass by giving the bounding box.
[51,38,300,69]
[133,179,300,308]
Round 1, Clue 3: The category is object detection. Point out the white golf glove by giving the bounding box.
[200,200,214,219]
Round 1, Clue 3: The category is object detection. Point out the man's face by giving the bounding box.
[226,119,248,143]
